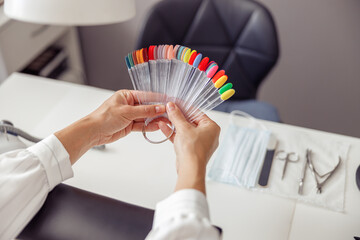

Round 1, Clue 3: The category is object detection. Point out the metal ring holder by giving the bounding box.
[142,120,175,144]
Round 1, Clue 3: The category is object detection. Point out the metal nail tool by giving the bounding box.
[276,150,299,180]
[306,149,342,194]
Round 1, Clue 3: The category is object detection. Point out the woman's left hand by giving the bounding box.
[55,90,166,164]
[88,90,166,145]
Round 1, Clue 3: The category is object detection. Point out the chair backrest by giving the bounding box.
[137,0,279,100]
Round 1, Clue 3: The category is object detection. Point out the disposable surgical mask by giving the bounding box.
[208,111,271,188]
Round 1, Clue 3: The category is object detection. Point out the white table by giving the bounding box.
[1,73,359,240]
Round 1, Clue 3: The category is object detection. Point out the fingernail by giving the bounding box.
[167,102,175,112]
[155,105,165,113]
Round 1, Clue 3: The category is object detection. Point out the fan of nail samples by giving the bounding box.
[125,45,235,125]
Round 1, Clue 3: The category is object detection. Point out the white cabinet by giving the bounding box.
[0,6,85,84]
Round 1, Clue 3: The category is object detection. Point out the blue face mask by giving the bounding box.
[208,111,271,188]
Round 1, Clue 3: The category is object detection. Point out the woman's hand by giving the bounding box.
[87,90,166,145]
[55,90,166,164]
[158,102,220,194]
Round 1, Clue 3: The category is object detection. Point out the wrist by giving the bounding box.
[178,158,206,177]
[78,115,102,147]
[55,116,99,164]
[175,156,207,194]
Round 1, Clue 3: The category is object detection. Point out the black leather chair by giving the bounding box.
[137,0,280,121]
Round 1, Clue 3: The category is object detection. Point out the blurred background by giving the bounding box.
[79,0,360,137]
[0,0,359,137]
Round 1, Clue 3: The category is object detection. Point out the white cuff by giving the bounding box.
[153,189,210,229]
[27,134,73,190]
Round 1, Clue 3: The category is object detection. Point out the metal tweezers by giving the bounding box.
[306,149,342,194]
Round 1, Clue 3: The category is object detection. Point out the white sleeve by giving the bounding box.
[0,134,73,240]
[146,189,221,240]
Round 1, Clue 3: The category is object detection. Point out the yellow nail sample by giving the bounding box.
[183,49,191,63]
[221,89,235,100]
[214,75,228,88]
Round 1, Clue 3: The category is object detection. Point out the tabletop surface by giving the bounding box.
[1,73,359,240]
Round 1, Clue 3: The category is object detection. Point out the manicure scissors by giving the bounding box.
[276,150,300,180]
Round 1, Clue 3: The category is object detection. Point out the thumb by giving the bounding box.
[122,104,165,120]
[166,102,189,129]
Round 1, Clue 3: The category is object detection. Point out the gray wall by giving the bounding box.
[79,0,360,138]
[257,0,360,138]
[79,0,162,90]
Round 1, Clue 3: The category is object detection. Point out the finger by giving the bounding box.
[122,104,166,120]
[125,90,145,105]
[193,113,212,125]
[132,122,160,132]
[158,121,175,143]
[134,116,171,124]
[166,102,190,130]
[129,90,142,104]
[133,117,171,132]
[116,90,139,105]
[156,117,172,125]
[134,118,146,123]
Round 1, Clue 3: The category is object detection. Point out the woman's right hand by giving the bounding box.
[158,102,220,194]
